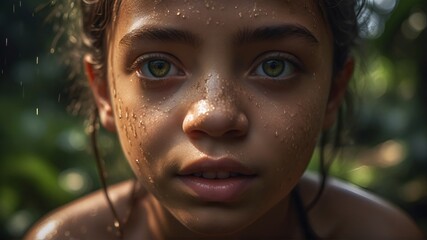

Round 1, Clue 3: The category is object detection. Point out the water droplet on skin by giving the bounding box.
[114,221,120,228]
[275,130,279,137]
[176,11,181,16]
[149,176,154,184]
[238,12,242,18]
[90,209,97,217]
[206,17,212,24]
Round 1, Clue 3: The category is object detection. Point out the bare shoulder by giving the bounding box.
[24,181,136,240]
[300,172,425,239]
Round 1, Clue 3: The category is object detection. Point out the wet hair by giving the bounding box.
[54,0,366,237]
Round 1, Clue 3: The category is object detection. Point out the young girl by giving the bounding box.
[26,0,423,239]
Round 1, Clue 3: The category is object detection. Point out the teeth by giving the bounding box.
[191,172,242,179]
[217,171,230,179]
[193,172,202,177]
[202,172,216,179]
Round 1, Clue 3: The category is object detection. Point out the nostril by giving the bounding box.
[186,130,206,139]
[225,129,245,138]
[182,100,249,139]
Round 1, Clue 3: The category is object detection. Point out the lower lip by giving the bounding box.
[178,176,255,202]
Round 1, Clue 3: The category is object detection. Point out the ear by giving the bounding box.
[323,58,354,130]
[84,56,116,132]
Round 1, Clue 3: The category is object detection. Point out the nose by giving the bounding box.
[182,98,249,139]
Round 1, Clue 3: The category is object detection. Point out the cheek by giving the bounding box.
[256,88,328,188]
[112,88,170,182]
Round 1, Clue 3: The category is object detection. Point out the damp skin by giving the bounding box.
[99,0,334,238]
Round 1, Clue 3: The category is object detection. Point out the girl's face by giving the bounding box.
[90,0,344,236]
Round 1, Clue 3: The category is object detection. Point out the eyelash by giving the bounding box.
[249,52,303,80]
[128,52,302,82]
[128,53,185,80]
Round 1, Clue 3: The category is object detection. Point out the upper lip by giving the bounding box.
[177,157,256,176]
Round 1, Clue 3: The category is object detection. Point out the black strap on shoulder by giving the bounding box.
[292,186,319,240]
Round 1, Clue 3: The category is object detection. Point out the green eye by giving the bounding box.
[262,60,285,77]
[253,55,298,80]
[148,60,171,78]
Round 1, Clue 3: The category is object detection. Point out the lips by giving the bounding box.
[190,171,246,179]
[177,158,257,202]
[177,158,256,176]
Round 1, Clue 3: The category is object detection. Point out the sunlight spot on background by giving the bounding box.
[58,169,91,194]
[357,140,406,168]
[360,9,382,39]
[376,140,405,167]
[57,129,87,152]
[409,11,427,32]
[366,56,392,98]
[6,210,33,237]
[400,178,427,202]
[398,79,415,100]
[402,10,426,40]
[373,0,397,14]
[347,166,375,187]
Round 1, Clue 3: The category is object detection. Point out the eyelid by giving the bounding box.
[127,52,185,77]
[248,51,304,77]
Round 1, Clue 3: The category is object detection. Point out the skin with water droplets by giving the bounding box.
[99,1,334,238]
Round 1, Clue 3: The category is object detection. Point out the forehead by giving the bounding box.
[114,0,331,47]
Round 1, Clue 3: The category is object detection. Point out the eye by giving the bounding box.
[261,60,286,77]
[133,54,184,80]
[147,60,171,78]
[252,53,300,80]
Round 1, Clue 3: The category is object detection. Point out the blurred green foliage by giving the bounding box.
[1,0,426,239]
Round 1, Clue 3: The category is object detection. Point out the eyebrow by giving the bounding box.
[235,24,319,45]
[119,27,200,47]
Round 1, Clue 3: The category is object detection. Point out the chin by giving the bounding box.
[177,210,256,237]
[186,222,246,237]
